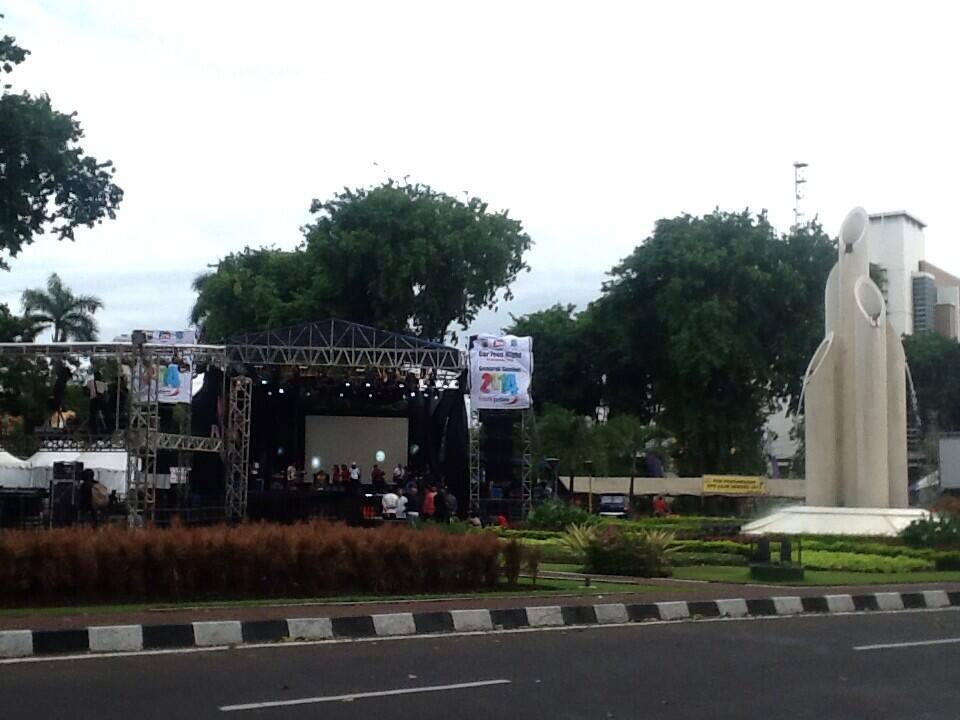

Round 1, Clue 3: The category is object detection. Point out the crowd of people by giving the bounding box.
[266,459,460,523]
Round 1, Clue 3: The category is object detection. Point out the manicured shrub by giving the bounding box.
[900,515,960,549]
[557,523,600,560]
[0,521,502,607]
[527,500,599,531]
[502,539,523,586]
[525,545,542,585]
[934,551,960,571]
[801,550,933,573]
[583,526,673,577]
[671,551,750,567]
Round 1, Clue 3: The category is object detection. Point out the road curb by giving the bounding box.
[2,590,959,659]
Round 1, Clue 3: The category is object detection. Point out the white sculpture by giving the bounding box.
[803,207,908,508]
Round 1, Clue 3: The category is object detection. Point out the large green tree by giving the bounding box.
[903,332,960,436]
[0,20,122,268]
[22,273,103,341]
[504,304,602,417]
[192,181,532,342]
[190,247,311,342]
[593,211,835,475]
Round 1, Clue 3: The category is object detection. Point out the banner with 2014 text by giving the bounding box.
[469,334,533,410]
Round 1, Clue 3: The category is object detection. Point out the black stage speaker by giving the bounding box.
[53,461,83,482]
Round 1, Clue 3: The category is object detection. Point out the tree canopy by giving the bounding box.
[503,304,602,418]
[22,273,103,342]
[192,181,531,342]
[591,212,835,474]
[0,20,123,269]
[903,332,960,436]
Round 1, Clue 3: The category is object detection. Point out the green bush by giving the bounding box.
[934,551,960,570]
[671,551,749,567]
[584,527,673,577]
[527,500,599,531]
[502,539,523,586]
[802,538,936,559]
[900,515,960,549]
[671,539,753,557]
[801,550,933,573]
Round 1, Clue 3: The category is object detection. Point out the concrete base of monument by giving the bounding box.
[742,505,930,537]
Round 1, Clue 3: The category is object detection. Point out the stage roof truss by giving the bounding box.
[226,319,465,375]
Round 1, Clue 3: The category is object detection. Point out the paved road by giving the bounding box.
[2,610,959,719]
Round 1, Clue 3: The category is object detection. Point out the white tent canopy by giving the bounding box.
[0,449,32,488]
[28,450,130,494]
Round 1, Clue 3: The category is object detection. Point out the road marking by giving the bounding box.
[218,678,511,712]
[854,637,960,651]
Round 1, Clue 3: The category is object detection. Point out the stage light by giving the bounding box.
[260,379,268,385]
[267,391,273,396]
[409,392,415,398]
[376,450,386,463]
[345,381,351,387]
[365,382,371,388]
[399,383,405,388]
[278,388,285,395]
[339,392,344,398]
[368,393,373,398]
[277,447,285,456]
[310,456,321,470]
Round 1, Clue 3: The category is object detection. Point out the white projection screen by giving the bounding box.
[304,416,408,473]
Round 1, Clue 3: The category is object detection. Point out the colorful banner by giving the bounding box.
[134,330,195,405]
[469,334,533,410]
[702,475,765,495]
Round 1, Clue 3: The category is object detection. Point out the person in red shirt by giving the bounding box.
[652,495,669,517]
[332,465,341,484]
[423,485,437,520]
[496,514,509,528]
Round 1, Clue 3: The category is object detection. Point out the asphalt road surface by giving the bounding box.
[2,610,959,719]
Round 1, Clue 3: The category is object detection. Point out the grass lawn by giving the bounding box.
[0,576,653,619]
[672,565,960,586]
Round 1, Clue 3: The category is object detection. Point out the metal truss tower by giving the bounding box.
[224,376,253,520]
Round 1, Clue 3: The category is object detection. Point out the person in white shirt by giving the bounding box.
[382,489,400,518]
[396,488,408,520]
[350,462,362,483]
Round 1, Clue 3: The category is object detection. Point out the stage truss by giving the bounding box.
[468,408,535,521]
[0,340,230,522]
[0,319,467,522]
[224,376,252,520]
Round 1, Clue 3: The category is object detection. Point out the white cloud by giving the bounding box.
[2,0,959,342]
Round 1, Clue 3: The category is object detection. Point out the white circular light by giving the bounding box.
[376,450,386,463]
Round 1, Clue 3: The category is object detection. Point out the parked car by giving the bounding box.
[597,493,629,518]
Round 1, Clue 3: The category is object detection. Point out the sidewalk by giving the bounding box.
[4,576,960,632]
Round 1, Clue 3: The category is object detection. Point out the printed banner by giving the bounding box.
[133,330,195,405]
[702,475,765,495]
[469,334,533,410]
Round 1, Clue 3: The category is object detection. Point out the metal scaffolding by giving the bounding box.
[224,376,252,520]
[469,408,481,512]
[227,319,463,380]
[520,409,534,519]
[0,340,228,522]
[126,349,160,521]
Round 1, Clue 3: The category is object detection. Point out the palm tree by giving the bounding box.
[21,273,103,342]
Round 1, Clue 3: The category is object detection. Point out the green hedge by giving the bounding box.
[672,551,749,567]
[801,550,933,573]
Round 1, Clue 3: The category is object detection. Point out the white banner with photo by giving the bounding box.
[133,329,196,405]
[468,334,533,410]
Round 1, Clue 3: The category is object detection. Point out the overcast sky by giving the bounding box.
[2,1,959,343]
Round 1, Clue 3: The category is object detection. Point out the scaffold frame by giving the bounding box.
[224,376,252,520]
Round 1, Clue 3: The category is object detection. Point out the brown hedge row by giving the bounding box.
[0,522,502,606]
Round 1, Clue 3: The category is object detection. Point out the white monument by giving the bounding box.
[744,207,927,536]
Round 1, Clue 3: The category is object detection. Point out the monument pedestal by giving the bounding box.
[741,505,929,537]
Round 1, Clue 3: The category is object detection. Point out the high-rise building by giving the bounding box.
[911,272,937,333]
[867,211,927,336]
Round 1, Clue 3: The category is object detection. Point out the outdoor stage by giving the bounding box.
[0,319,469,526]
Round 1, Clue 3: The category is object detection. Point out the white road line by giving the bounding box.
[854,637,960,651]
[218,678,511,712]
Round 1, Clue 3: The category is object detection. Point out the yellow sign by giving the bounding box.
[702,475,765,495]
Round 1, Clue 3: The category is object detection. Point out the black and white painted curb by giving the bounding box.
[2,590,957,659]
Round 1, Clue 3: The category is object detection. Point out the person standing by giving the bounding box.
[349,462,362,484]
[423,485,438,521]
[443,487,459,521]
[381,487,400,519]
[371,464,386,492]
[405,486,421,525]
[395,487,408,520]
